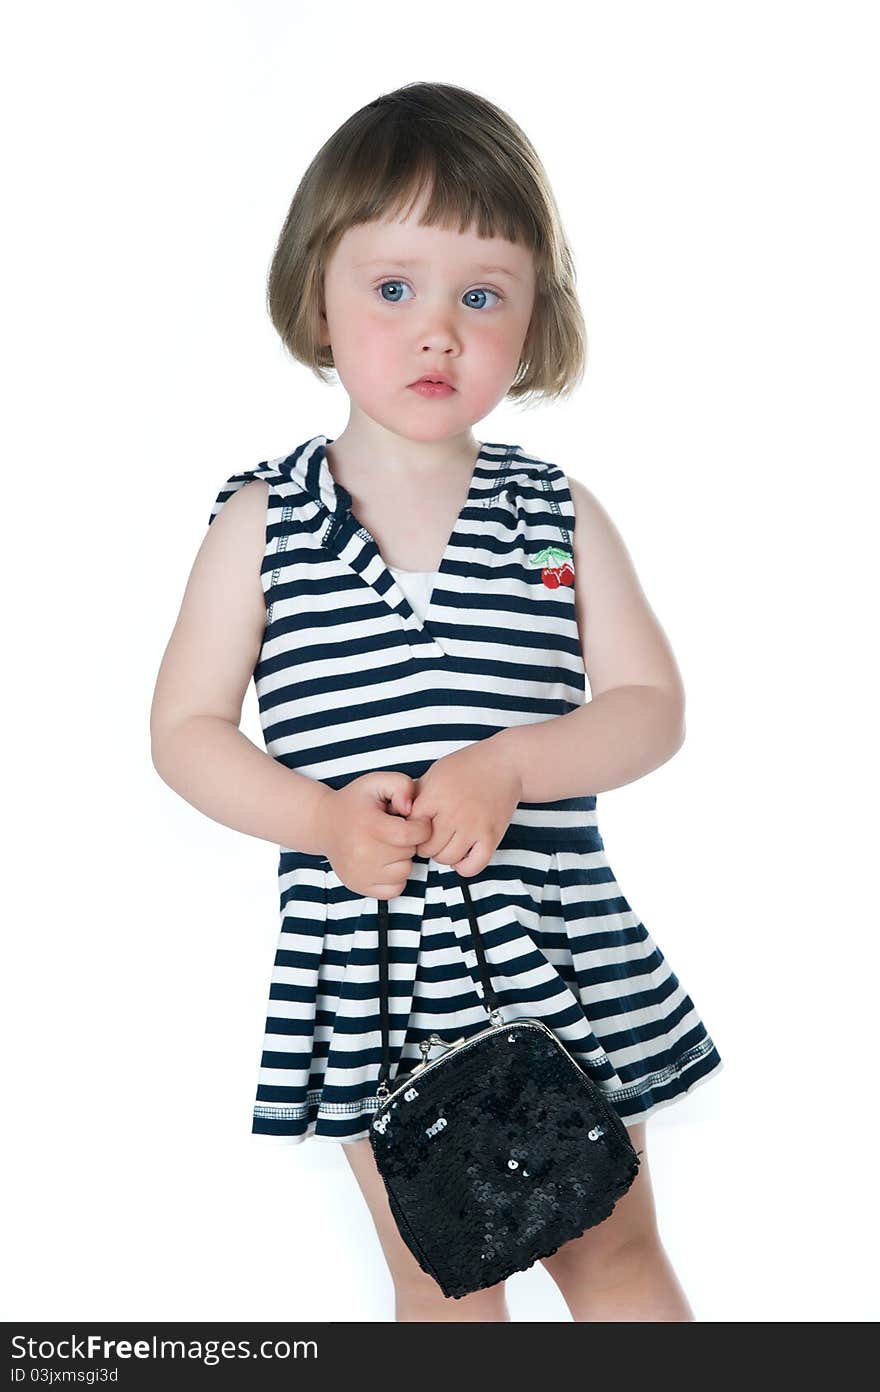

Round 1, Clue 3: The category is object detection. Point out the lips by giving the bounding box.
[412,374,455,388]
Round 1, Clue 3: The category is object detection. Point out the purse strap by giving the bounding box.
[375,872,502,1100]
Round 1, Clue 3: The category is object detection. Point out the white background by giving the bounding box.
[3,0,878,1322]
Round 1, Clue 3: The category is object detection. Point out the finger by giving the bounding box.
[452,840,488,877]
[422,827,458,863]
[390,814,433,847]
[408,798,433,825]
[380,856,414,880]
[370,881,411,899]
[371,805,425,839]
[412,830,439,857]
[371,773,420,818]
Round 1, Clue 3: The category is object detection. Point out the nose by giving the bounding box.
[416,311,461,355]
[419,334,457,356]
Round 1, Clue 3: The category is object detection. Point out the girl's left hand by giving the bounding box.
[407,740,523,876]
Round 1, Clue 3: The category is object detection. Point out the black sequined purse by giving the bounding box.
[368,872,643,1300]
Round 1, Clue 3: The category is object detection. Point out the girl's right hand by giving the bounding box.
[315,771,432,899]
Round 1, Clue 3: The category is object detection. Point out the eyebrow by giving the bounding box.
[353,256,521,282]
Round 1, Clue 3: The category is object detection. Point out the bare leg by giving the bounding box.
[342,1135,512,1322]
[539,1122,696,1321]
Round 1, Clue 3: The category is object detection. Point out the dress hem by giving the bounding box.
[249,1054,725,1149]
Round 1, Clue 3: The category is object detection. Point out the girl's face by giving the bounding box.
[319,189,537,441]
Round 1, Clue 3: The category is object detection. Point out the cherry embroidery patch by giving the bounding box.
[529,546,575,588]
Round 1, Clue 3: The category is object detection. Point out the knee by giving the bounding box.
[542,1228,665,1293]
[393,1267,446,1306]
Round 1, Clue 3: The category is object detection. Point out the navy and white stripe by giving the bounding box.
[209,435,723,1144]
[387,565,437,620]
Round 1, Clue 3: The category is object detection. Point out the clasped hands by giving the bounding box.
[405,740,523,876]
[317,739,523,899]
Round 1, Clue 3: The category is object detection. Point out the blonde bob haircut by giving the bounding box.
[266,81,587,407]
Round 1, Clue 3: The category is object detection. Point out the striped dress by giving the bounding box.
[208,434,723,1146]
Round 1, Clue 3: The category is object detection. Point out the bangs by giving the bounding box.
[325,131,545,264]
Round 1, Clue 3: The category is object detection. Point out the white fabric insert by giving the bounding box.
[388,566,439,622]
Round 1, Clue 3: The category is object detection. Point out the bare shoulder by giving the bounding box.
[150,478,270,744]
[208,474,271,536]
[566,473,686,705]
[567,475,630,561]
[191,475,270,615]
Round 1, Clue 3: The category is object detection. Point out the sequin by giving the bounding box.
[370,1020,640,1299]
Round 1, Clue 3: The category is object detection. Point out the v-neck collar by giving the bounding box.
[290,434,517,658]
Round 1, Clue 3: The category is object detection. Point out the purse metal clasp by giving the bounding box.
[413,1031,466,1071]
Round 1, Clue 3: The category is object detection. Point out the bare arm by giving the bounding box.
[495,477,687,802]
[150,480,332,853]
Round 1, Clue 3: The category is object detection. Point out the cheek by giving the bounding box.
[362,313,403,360]
[468,320,525,376]
[356,322,402,390]
[330,304,398,380]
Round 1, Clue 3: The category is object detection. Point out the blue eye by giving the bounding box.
[377,279,413,303]
[376,279,502,309]
[463,287,501,309]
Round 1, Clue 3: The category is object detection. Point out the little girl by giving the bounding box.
[151,81,723,1323]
